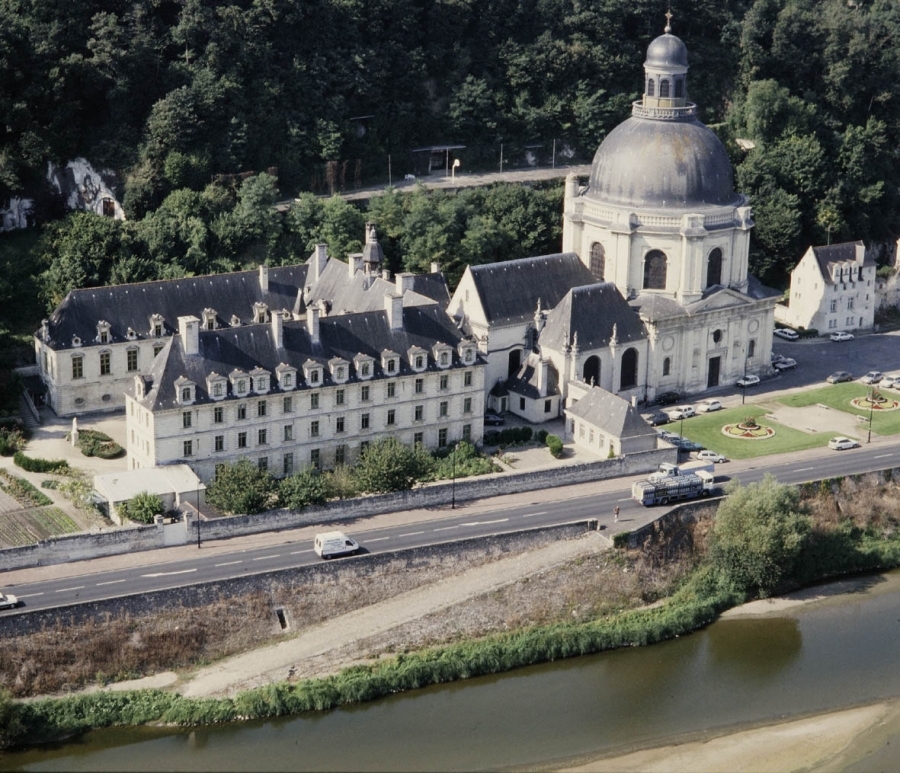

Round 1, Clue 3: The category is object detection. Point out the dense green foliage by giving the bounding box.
[205,459,275,515]
[0,469,53,507]
[119,491,165,524]
[429,442,498,480]
[12,452,69,474]
[546,434,564,458]
[353,437,436,494]
[72,429,124,459]
[277,467,329,510]
[0,424,25,456]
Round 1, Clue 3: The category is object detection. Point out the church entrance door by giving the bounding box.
[707,356,720,388]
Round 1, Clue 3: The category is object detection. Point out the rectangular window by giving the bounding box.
[387,359,396,373]
[127,349,138,372]
[214,406,224,424]
[336,389,345,405]
[72,356,83,379]
[414,432,424,446]
[283,373,292,387]
[258,428,267,445]
[415,378,424,394]
[830,299,837,313]
[153,343,164,357]
[361,413,370,430]
[361,385,370,402]
[183,440,193,457]
[100,351,111,375]
[463,424,471,442]
[283,452,293,476]
[213,382,223,397]
[438,428,448,447]
[258,401,267,417]
[387,409,396,426]
[310,420,319,438]
[440,374,449,390]
[214,435,224,452]
[414,405,423,421]
[336,416,345,433]
[238,404,247,420]
[182,411,192,429]
[284,424,293,441]
[579,423,585,438]
[238,431,247,448]
[258,456,268,471]
[544,399,552,413]
[283,396,293,413]
[848,297,855,310]
[310,449,321,470]
[181,387,192,402]
[463,397,472,413]
[310,392,319,409]
[360,440,370,454]
[387,382,396,398]
[335,445,346,465]
[464,371,473,387]
[439,401,448,417]
[520,397,526,410]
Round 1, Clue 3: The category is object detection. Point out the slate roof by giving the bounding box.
[506,353,560,399]
[136,304,477,412]
[467,253,596,326]
[540,283,647,352]
[629,292,685,322]
[565,385,657,440]
[809,241,873,283]
[43,265,309,352]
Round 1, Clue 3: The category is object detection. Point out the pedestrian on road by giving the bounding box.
[614,505,620,522]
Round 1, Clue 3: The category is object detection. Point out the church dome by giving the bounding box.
[644,33,688,69]
[586,116,741,209]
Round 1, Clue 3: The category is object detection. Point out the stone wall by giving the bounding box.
[0,446,675,571]
[0,520,596,638]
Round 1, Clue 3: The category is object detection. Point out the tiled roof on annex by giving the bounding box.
[306,259,439,315]
[140,304,475,412]
[44,264,309,351]
[541,283,647,352]
[468,253,596,326]
[566,384,655,439]
[810,241,873,282]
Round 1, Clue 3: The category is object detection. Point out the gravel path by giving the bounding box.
[179,530,610,698]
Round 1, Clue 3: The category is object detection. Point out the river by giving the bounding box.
[4,571,900,771]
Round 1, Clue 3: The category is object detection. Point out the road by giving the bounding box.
[5,438,899,615]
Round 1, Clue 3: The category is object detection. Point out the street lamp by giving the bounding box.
[867,387,874,444]
[451,441,458,509]
[196,487,201,549]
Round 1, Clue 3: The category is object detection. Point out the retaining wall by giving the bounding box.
[1,446,674,570]
[0,520,596,638]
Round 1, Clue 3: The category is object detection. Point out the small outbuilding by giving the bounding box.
[93,465,205,525]
[565,382,658,457]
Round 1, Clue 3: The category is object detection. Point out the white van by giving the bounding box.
[314,531,360,560]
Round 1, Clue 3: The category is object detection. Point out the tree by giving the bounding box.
[278,466,329,510]
[205,460,275,515]
[709,475,811,598]
[120,491,164,524]
[353,437,435,494]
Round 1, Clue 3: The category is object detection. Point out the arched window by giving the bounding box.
[748,339,756,358]
[643,250,667,290]
[659,79,670,98]
[582,356,600,386]
[620,348,638,390]
[706,248,723,287]
[589,242,605,280]
[674,78,683,98]
[647,79,655,97]
[508,349,521,378]
[662,357,671,376]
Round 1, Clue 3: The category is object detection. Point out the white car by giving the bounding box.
[830,331,854,342]
[881,374,900,389]
[0,592,19,610]
[773,358,797,371]
[665,405,696,420]
[773,328,799,340]
[696,399,723,413]
[861,371,883,385]
[313,531,360,560]
[736,374,760,388]
[697,450,728,463]
[828,436,860,451]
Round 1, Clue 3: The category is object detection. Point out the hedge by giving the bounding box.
[13,452,69,474]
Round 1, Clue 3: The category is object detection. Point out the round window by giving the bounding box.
[712,329,722,344]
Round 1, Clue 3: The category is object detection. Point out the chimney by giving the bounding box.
[536,357,549,397]
[271,311,284,349]
[348,254,362,277]
[430,261,441,274]
[40,319,49,342]
[385,293,403,331]
[382,268,391,281]
[307,305,320,344]
[631,395,637,407]
[565,172,579,200]
[178,316,200,356]
[312,243,328,282]
[396,272,415,294]
[259,264,269,292]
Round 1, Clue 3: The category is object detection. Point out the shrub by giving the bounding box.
[0,425,25,456]
[278,467,329,510]
[73,429,124,459]
[325,465,359,500]
[535,429,548,443]
[431,441,497,480]
[546,434,563,458]
[205,460,276,515]
[612,532,630,548]
[13,452,69,474]
[119,491,165,524]
[354,437,435,493]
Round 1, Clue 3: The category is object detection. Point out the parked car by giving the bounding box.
[771,353,786,364]
[773,358,797,371]
[697,450,728,463]
[828,436,860,451]
[881,374,900,389]
[827,371,853,384]
[773,328,799,340]
[830,331,854,342]
[861,371,883,385]
[696,399,723,413]
[483,411,505,426]
[646,411,670,426]
[665,405,696,420]
[654,390,682,406]
[0,592,19,610]
[674,438,704,452]
[736,374,761,388]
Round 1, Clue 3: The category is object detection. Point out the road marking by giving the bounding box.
[398,531,425,537]
[874,453,894,459]
[433,526,458,532]
[96,579,127,587]
[523,511,548,518]
[617,497,632,502]
[215,560,243,566]
[16,592,43,598]
[460,518,509,526]
[794,467,814,472]
[365,537,389,543]
[141,569,197,578]
[55,586,84,593]
[289,550,313,555]
[252,554,281,561]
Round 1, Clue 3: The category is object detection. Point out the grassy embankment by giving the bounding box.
[3,470,900,750]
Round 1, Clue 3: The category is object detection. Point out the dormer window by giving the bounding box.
[207,372,227,401]
[458,342,476,364]
[230,314,241,327]
[252,302,268,324]
[126,327,137,341]
[97,320,111,344]
[381,350,399,375]
[354,353,375,380]
[72,335,82,348]
[276,363,297,391]
[150,314,164,338]
[408,346,428,373]
[303,359,322,385]
[202,308,217,330]
[433,343,453,369]
[230,369,249,396]
[329,357,350,384]
[175,376,196,405]
[250,367,269,393]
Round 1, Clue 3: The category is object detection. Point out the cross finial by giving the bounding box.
[664,9,673,33]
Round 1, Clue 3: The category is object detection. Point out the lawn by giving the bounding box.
[778,383,900,436]
[675,405,832,460]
